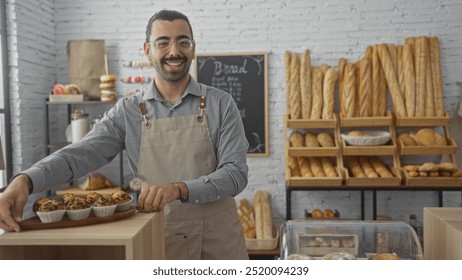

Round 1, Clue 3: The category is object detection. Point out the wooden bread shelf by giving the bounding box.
[341,138,397,156]
[398,138,457,155]
[403,172,462,187]
[285,164,343,188]
[343,155,402,187]
[285,114,337,129]
[394,112,451,127]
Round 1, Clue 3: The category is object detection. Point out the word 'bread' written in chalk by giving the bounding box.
[214,59,248,76]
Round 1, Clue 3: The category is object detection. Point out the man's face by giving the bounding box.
[145,19,195,83]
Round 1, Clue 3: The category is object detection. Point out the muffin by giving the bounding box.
[36,199,66,223]
[92,194,117,217]
[85,192,101,205]
[65,196,92,220]
[32,196,54,212]
[62,193,76,207]
[112,190,133,211]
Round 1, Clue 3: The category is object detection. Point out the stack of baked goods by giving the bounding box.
[237,191,275,250]
[284,50,337,120]
[78,172,114,191]
[345,156,394,178]
[403,162,462,178]
[99,74,118,102]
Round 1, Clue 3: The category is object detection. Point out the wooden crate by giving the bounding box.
[340,112,393,127]
[394,112,451,127]
[343,155,403,187]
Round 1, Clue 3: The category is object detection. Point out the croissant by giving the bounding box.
[79,172,113,190]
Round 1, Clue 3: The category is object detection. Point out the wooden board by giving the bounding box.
[340,112,393,127]
[394,112,450,127]
[398,138,457,155]
[341,139,397,156]
[20,206,136,231]
[55,185,122,196]
[285,114,337,129]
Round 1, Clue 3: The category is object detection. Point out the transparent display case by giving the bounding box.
[280,220,423,260]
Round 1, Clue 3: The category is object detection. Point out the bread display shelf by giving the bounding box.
[296,233,359,256]
[398,138,457,155]
[341,138,397,156]
[345,167,402,187]
[245,227,279,251]
[340,112,393,127]
[284,114,337,129]
[19,206,137,231]
[403,172,462,187]
[285,165,343,187]
[394,112,451,127]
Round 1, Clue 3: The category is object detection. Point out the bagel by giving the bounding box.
[65,84,81,95]
[100,90,117,102]
[100,74,117,83]
[99,82,116,90]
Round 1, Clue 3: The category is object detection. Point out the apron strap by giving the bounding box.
[197,85,208,123]
[139,102,151,128]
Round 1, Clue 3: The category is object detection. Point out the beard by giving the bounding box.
[152,55,191,82]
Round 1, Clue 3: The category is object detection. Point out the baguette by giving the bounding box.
[284,51,292,115]
[372,45,382,116]
[305,132,319,147]
[397,46,406,100]
[344,63,357,118]
[254,202,264,239]
[298,157,314,177]
[369,157,394,178]
[309,157,326,177]
[387,44,398,76]
[321,157,338,178]
[338,58,347,118]
[403,44,416,117]
[429,37,445,116]
[415,37,426,117]
[262,201,273,239]
[365,46,373,61]
[289,53,301,119]
[320,63,330,75]
[346,157,366,178]
[288,156,301,177]
[359,57,372,117]
[358,157,379,178]
[354,60,361,117]
[378,44,406,117]
[424,37,435,117]
[289,131,305,147]
[322,68,337,119]
[310,67,323,119]
[317,132,335,147]
[300,49,312,119]
[378,47,388,116]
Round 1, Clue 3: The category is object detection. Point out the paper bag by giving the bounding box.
[67,40,106,100]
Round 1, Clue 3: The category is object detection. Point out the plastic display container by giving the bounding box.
[280,220,423,260]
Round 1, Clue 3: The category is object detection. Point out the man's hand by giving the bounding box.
[137,183,181,212]
[0,174,30,232]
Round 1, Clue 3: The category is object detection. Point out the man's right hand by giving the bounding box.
[0,174,30,232]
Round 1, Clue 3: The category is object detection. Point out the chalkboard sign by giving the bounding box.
[195,53,268,156]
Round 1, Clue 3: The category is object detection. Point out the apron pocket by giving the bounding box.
[165,220,203,260]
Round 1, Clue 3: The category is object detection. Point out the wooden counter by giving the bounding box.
[423,207,462,260]
[0,212,165,260]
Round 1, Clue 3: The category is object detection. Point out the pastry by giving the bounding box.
[112,190,132,204]
[323,252,356,260]
[452,170,462,177]
[100,90,118,102]
[65,196,91,210]
[36,199,64,212]
[323,208,336,218]
[33,197,54,212]
[52,84,68,95]
[86,192,101,205]
[62,193,76,206]
[79,172,113,191]
[99,82,116,90]
[93,194,116,207]
[65,84,81,95]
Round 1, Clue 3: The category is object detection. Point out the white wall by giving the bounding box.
[6,0,462,225]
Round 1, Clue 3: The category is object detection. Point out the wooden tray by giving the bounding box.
[55,185,122,196]
[20,206,137,231]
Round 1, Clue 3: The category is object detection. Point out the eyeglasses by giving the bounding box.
[149,38,194,52]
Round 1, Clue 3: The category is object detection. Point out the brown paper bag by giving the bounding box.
[67,40,106,100]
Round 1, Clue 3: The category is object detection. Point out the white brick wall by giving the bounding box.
[6,0,462,225]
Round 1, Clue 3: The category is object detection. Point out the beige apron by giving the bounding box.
[137,86,248,260]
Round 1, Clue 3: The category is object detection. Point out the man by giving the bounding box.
[0,9,249,260]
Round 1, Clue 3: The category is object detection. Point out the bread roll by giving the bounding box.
[289,131,305,147]
[289,53,302,119]
[359,57,372,117]
[359,157,379,178]
[415,37,426,117]
[346,157,366,178]
[369,157,394,178]
[415,128,436,146]
[305,132,320,147]
[344,64,357,117]
[338,58,347,118]
[322,68,337,119]
[284,51,292,114]
[317,132,335,147]
[310,68,323,119]
[378,44,406,117]
[429,37,445,116]
[309,157,326,177]
[452,170,462,177]
[419,162,438,172]
[300,49,312,119]
[434,131,447,146]
[321,157,338,177]
[298,157,314,177]
[403,44,416,117]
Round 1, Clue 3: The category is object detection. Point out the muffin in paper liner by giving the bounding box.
[93,204,117,217]
[116,195,134,212]
[36,209,66,223]
[66,207,92,221]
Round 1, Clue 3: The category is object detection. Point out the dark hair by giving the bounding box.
[145,9,193,42]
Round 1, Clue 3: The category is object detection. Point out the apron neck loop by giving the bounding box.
[139,102,151,128]
[197,95,207,122]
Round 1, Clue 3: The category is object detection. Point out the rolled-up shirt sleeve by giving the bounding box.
[184,94,249,203]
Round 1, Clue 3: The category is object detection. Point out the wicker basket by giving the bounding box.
[245,227,279,250]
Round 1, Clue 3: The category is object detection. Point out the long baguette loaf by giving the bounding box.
[320,63,330,75]
[378,47,388,116]
[254,202,263,239]
[321,157,338,178]
[369,157,394,178]
[425,40,435,117]
[378,44,406,117]
[262,201,273,239]
[338,58,347,118]
[414,37,426,117]
[387,44,398,75]
[358,157,379,178]
[429,37,445,116]
[300,49,312,119]
[372,45,382,116]
[289,53,301,119]
[354,60,361,117]
[288,156,301,177]
[346,157,366,178]
[403,44,416,117]
[359,57,372,117]
[365,46,373,61]
[310,67,323,119]
[298,157,314,177]
[289,131,305,147]
[344,63,357,117]
[309,157,326,177]
[284,51,292,115]
[397,46,406,101]
[322,68,337,119]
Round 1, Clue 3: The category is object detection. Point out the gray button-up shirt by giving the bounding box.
[23,77,249,203]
